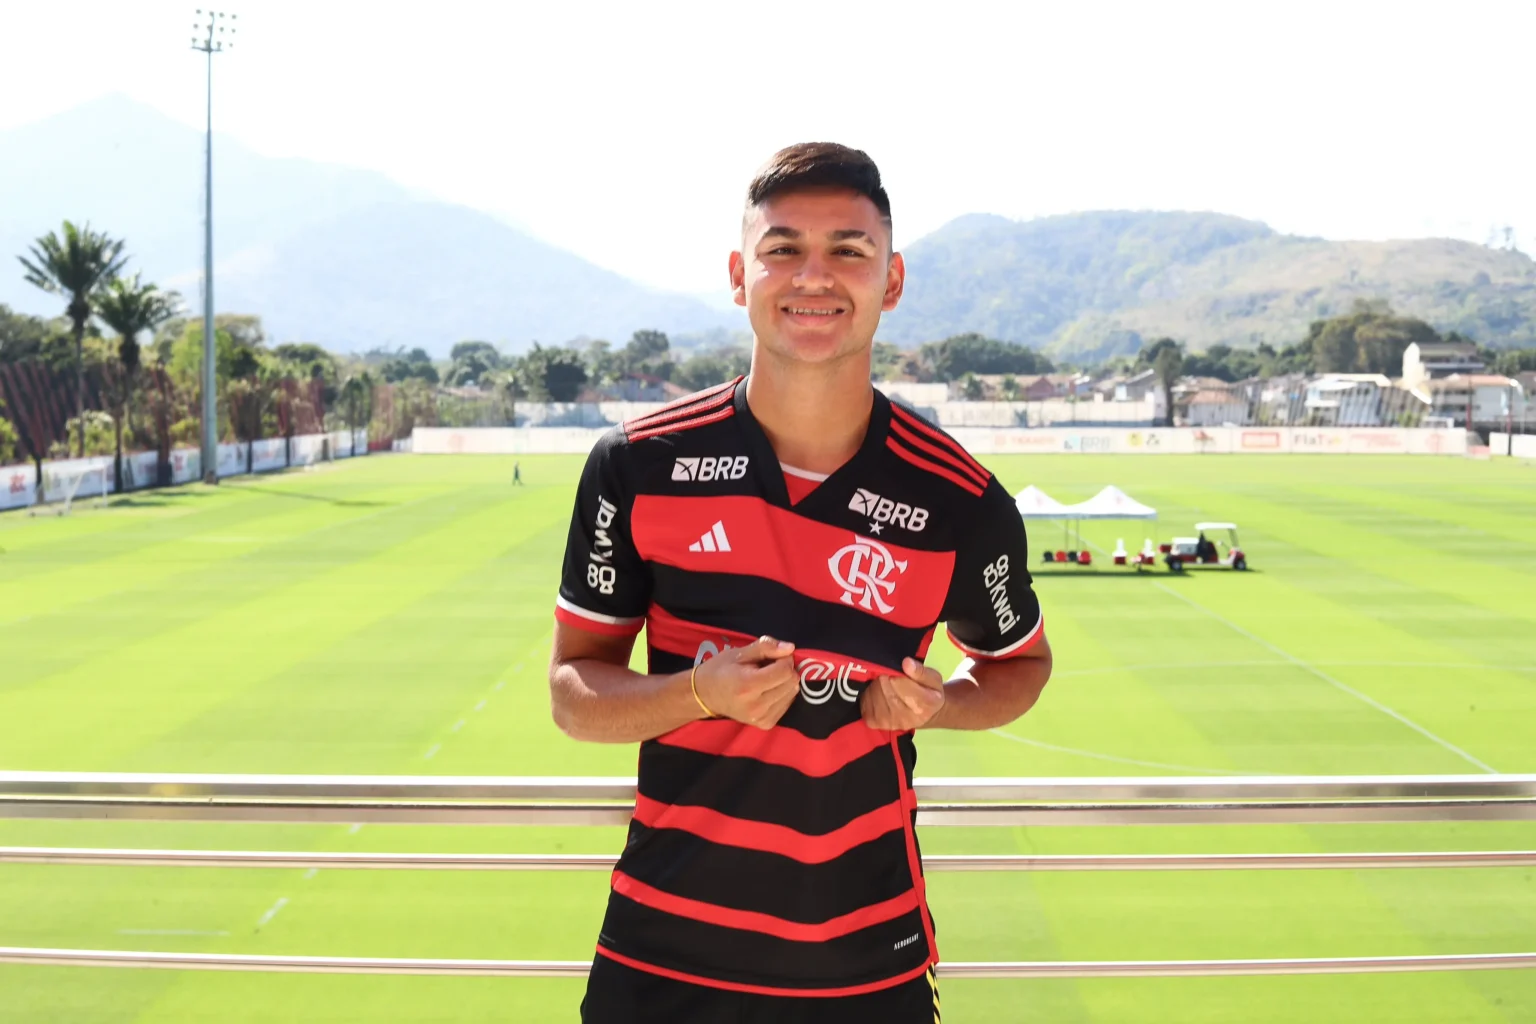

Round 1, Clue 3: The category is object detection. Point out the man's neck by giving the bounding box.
[744,347,875,475]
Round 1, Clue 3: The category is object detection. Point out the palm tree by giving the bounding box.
[95,275,181,491]
[18,222,128,456]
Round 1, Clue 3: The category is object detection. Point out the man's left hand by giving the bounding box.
[861,657,945,732]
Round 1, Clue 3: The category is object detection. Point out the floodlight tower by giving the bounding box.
[191,9,236,483]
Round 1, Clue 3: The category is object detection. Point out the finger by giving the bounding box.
[902,657,944,690]
[763,687,799,727]
[745,658,801,690]
[735,635,796,664]
[886,674,943,720]
[863,677,900,730]
[752,688,798,729]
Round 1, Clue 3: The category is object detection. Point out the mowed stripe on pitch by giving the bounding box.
[0,488,564,769]
[0,481,433,626]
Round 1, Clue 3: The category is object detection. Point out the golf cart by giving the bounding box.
[1163,522,1248,572]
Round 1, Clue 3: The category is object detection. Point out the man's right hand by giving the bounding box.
[692,636,800,730]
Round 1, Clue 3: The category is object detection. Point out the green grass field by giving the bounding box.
[1,452,1533,1023]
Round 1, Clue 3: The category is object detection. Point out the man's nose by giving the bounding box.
[791,253,834,291]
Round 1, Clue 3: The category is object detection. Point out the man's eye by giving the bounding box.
[836,248,865,257]
[767,246,798,256]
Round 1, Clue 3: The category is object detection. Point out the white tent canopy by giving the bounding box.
[1061,485,1158,520]
[1014,485,1072,519]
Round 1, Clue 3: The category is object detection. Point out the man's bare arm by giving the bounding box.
[925,638,1052,731]
[549,623,802,744]
[861,638,1052,733]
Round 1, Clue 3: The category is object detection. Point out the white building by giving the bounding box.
[1403,341,1485,392]
[1422,374,1525,427]
[1304,374,1392,426]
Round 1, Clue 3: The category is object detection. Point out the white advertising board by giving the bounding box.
[216,443,246,479]
[1490,433,1536,458]
[412,425,1468,458]
[170,448,200,485]
[124,451,160,491]
[290,434,323,466]
[251,438,288,473]
[412,427,611,454]
[42,456,114,498]
[1,463,36,510]
[328,431,353,458]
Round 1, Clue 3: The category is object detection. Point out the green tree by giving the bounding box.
[18,221,128,456]
[445,340,503,387]
[1493,348,1536,375]
[339,372,375,433]
[1150,339,1184,426]
[95,275,181,491]
[0,397,20,464]
[674,348,751,391]
[380,357,440,384]
[918,333,1053,381]
[0,303,58,364]
[521,344,589,401]
[1181,343,1263,382]
[870,341,903,380]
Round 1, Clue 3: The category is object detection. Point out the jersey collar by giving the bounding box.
[732,376,892,510]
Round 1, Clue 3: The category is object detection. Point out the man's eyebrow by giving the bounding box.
[761,226,801,240]
[829,229,875,243]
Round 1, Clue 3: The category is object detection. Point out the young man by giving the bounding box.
[550,143,1052,1023]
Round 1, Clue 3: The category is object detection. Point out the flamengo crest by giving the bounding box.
[827,535,907,615]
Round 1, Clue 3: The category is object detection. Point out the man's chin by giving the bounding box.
[769,333,856,365]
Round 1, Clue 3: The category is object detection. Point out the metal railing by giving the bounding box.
[2,772,1534,980]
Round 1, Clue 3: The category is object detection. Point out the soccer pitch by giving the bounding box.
[1,452,1533,1023]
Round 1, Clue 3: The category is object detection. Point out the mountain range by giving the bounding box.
[4,95,1534,360]
[882,212,1536,360]
[0,95,741,354]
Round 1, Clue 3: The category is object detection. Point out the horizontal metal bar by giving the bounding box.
[0,773,642,801]
[4,772,1533,802]
[4,796,1532,826]
[939,953,1536,978]
[917,799,1536,826]
[5,847,1535,872]
[0,947,1531,978]
[0,798,637,826]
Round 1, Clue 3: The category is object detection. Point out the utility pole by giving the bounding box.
[191,9,235,483]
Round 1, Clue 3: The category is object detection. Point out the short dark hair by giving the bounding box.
[745,142,892,228]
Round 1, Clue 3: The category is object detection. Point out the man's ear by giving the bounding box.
[729,250,747,308]
[881,252,906,312]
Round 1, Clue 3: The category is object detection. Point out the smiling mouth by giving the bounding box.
[783,305,846,316]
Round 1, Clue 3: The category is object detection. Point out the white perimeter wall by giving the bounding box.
[1490,433,1536,458]
[412,425,1470,457]
[0,429,373,512]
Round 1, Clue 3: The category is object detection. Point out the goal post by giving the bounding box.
[33,461,110,516]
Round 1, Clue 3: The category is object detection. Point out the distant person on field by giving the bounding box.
[513,462,523,485]
[550,143,1053,1023]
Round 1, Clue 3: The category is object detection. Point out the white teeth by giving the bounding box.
[788,307,839,316]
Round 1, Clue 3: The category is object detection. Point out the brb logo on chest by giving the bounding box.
[848,488,927,533]
[828,535,908,615]
[672,456,749,482]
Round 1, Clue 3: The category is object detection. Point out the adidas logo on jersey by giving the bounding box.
[688,521,732,553]
[848,488,929,532]
[672,456,749,482]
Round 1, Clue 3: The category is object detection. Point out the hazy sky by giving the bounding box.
[3,0,1531,300]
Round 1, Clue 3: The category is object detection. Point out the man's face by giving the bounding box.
[730,188,904,366]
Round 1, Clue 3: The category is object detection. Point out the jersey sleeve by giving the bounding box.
[555,432,650,637]
[941,477,1045,660]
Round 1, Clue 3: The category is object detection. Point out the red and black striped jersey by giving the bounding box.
[555,377,1044,996]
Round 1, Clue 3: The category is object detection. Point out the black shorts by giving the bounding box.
[580,953,940,1024]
